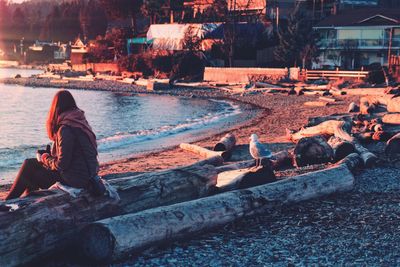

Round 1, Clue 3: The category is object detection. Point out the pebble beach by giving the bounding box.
[2,75,400,266]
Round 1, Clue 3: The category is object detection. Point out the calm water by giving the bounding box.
[0,68,243,184]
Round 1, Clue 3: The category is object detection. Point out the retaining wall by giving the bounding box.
[72,63,119,73]
[203,67,288,83]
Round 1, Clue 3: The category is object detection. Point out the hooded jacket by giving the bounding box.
[42,109,99,188]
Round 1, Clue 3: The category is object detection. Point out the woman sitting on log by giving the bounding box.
[5,90,98,200]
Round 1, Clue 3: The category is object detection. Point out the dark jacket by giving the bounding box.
[42,125,99,188]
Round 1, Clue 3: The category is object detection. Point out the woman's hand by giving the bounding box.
[36,152,49,163]
[41,153,50,163]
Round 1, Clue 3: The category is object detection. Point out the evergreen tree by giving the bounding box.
[141,0,165,24]
[274,4,317,68]
[99,0,143,34]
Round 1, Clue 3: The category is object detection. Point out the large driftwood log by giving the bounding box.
[79,164,355,262]
[307,114,354,127]
[0,164,218,267]
[216,160,276,193]
[382,113,400,125]
[385,132,400,158]
[360,95,400,114]
[180,143,229,161]
[215,150,293,173]
[337,153,363,171]
[327,136,356,162]
[289,120,377,167]
[293,136,333,167]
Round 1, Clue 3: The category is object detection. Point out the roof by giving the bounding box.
[315,8,400,28]
[340,0,378,6]
[187,0,265,11]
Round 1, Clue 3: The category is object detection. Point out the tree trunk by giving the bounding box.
[327,136,356,162]
[0,164,218,267]
[293,136,333,167]
[79,164,355,262]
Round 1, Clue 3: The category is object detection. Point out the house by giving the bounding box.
[144,23,223,51]
[70,38,89,65]
[25,41,61,64]
[183,0,266,21]
[339,0,378,8]
[313,9,400,69]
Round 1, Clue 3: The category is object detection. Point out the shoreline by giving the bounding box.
[0,76,265,184]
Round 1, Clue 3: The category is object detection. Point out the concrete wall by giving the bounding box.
[72,63,119,73]
[203,67,288,83]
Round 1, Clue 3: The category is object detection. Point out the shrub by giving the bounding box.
[170,51,205,84]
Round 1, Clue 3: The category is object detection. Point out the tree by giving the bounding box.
[141,0,165,24]
[80,0,107,39]
[183,26,202,52]
[202,0,228,22]
[99,0,143,34]
[274,3,318,68]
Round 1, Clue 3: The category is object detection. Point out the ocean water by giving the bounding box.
[0,68,244,184]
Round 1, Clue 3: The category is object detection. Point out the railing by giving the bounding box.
[319,38,400,49]
[302,69,369,81]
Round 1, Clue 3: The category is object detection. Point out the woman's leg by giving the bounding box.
[5,158,59,200]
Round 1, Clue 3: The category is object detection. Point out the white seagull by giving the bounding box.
[249,134,273,168]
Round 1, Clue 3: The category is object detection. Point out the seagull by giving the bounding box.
[249,134,273,168]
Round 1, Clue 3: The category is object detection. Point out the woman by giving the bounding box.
[5,90,98,200]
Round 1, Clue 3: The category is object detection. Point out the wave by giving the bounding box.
[98,99,241,152]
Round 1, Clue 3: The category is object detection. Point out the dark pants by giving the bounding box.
[5,158,60,200]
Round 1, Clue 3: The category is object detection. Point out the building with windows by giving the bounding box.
[313,9,400,69]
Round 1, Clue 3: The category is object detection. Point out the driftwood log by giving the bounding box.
[293,136,333,167]
[348,102,359,113]
[289,120,377,167]
[327,136,356,162]
[319,96,337,103]
[213,133,236,152]
[360,95,400,114]
[180,143,229,161]
[304,101,329,107]
[216,165,276,193]
[79,163,355,262]
[307,114,354,127]
[215,150,293,173]
[337,153,363,170]
[385,132,400,158]
[382,113,400,125]
[0,164,218,267]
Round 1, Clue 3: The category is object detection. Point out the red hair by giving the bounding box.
[46,90,78,141]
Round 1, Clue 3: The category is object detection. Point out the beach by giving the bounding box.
[0,75,357,179]
[2,75,400,266]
